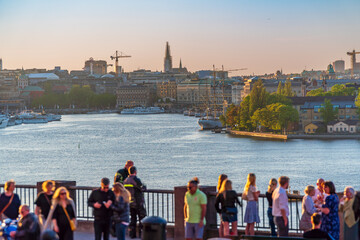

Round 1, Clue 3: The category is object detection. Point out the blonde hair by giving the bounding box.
[267,178,277,192]
[219,179,232,193]
[5,180,15,191]
[244,173,256,193]
[53,187,72,202]
[304,185,315,195]
[42,180,55,192]
[113,183,131,203]
[217,174,228,191]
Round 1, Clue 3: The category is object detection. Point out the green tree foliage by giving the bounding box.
[249,80,268,115]
[307,84,356,97]
[282,79,294,97]
[31,85,116,109]
[220,104,240,127]
[320,98,338,125]
[277,82,283,95]
[267,93,292,106]
[239,96,253,131]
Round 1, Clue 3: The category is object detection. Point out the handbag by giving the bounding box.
[62,205,76,231]
[0,194,14,221]
[225,207,238,215]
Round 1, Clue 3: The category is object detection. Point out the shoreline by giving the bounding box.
[228,129,360,140]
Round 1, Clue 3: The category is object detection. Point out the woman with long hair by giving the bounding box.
[266,178,277,236]
[111,183,130,240]
[243,173,260,235]
[45,187,76,240]
[216,174,228,237]
[319,181,340,240]
[215,179,241,237]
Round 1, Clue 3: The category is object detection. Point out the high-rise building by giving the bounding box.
[333,60,345,73]
[84,58,107,75]
[0,58,2,71]
[164,42,172,73]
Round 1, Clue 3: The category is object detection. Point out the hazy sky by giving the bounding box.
[1,0,359,75]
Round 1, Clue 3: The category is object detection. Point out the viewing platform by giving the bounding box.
[0,181,316,240]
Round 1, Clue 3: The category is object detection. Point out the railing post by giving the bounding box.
[36,180,76,204]
[173,186,216,240]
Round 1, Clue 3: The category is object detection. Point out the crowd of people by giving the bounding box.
[1,164,360,240]
[0,160,146,240]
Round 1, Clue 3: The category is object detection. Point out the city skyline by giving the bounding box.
[1,0,360,75]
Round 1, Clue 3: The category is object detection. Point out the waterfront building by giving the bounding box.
[327,120,359,133]
[156,80,177,100]
[84,58,107,75]
[289,96,358,129]
[177,78,232,107]
[333,60,345,73]
[0,70,20,99]
[231,83,244,105]
[242,77,304,99]
[304,122,324,134]
[27,73,60,85]
[20,86,45,105]
[116,84,154,108]
[18,73,29,89]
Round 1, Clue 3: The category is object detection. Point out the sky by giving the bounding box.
[0,0,360,75]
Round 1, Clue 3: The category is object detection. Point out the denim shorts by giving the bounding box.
[185,222,204,239]
[221,211,238,222]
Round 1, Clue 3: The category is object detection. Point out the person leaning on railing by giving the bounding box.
[216,174,228,238]
[300,185,317,232]
[266,178,277,236]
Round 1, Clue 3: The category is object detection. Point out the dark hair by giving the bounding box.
[188,180,198,186]
[324,181,336,194]
[311,213,322,226]
[129,166,137,174]
[279,176,289,186]
[101,177,110,186]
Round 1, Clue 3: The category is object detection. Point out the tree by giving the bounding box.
[307,88,325,96]
[249,80,268,116]
[221,104,240,127]
[282,79,294,97]
[320,98,338,125]
[276,82,283,95]
[268,93,292,106]
[239,96,253,131]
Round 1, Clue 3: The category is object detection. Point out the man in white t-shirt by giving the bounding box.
[272,176,290,237]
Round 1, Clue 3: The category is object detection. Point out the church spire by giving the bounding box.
[164,42,172,72]
[179,59,182,69]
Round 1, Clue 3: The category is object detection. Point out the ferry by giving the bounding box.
[121,107,164,115]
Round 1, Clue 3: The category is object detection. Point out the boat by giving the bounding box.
[46,114,62,122]
[198,117,223,130]
[6,116,16,127]
[0,116,9,129]
[18,111,48,124]
[183,110,189,116]
[121,107,164,115]
[133,107,165,114]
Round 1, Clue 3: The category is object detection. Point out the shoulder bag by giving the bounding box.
[0,194,14,221]
[62,205,76,231]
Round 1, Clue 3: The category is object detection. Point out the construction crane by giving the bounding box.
[347,49,360,77]
[110,51,131,77]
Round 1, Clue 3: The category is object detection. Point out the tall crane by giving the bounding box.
[347,50,360,77]
[110,51,131,77]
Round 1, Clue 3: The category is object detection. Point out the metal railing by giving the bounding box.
[1,184,303,232]
[0,185,175,224]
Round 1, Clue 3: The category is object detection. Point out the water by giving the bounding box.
[0,114,359,193]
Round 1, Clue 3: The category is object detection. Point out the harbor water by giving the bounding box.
[0,113,359,193]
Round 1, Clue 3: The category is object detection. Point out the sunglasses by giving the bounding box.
[60,192,67,195]
[103,186,109,189]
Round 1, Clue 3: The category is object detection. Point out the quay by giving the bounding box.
[228,129,360,140]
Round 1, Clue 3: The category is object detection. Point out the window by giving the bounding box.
[314,116,318,120]
[308,128,310,132]
[351,128,354,132]
[330,127,333,132]
[339,115,344,119]
[340,127,343,132]
[314,105,321,113]
[346,104,352,108]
